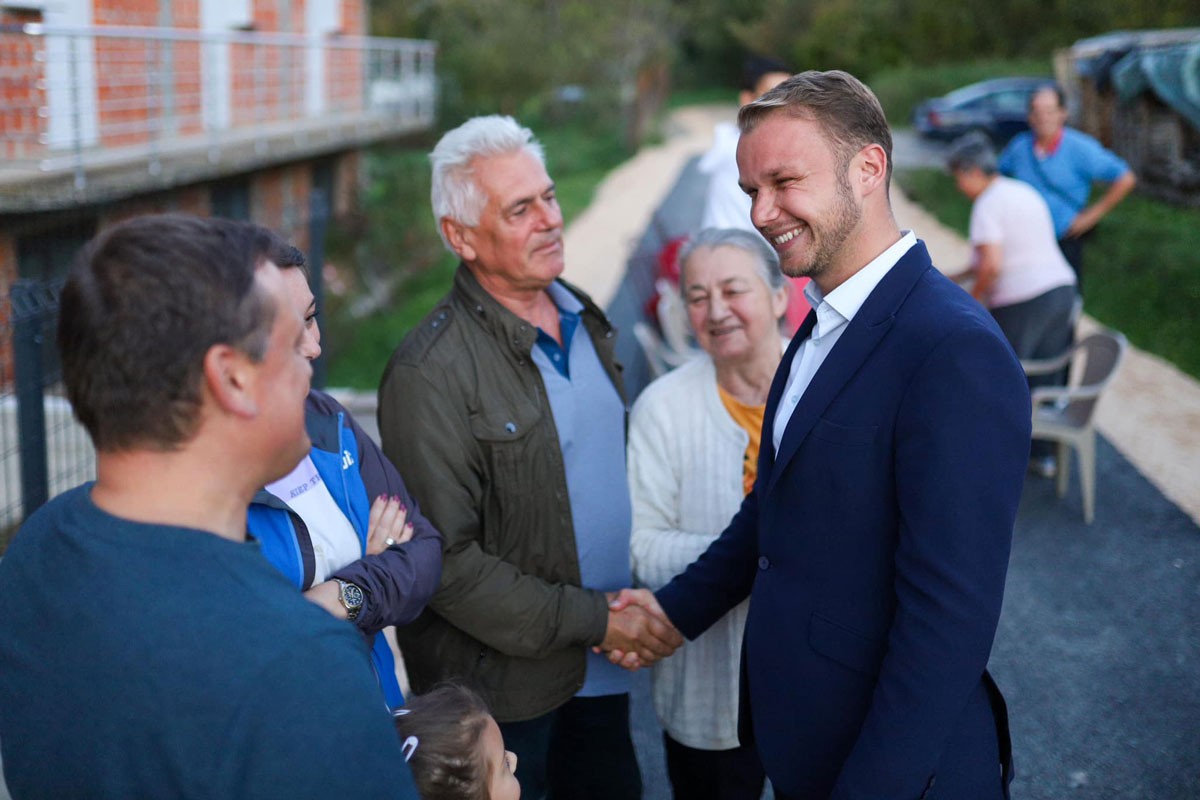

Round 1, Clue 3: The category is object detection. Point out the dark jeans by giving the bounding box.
[991,285,1078,459]
[1057,235,1084,292]
[499,693,641,800]
[663,732,766,800]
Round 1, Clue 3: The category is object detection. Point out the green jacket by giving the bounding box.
[378,265,626,722]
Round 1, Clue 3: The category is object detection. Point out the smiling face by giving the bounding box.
[481,716,520,800]
[683,244,787,367]
[280,267,321,361]
[737,113,863,288]
[445,149,564,297]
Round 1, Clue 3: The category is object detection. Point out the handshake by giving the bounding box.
[597,589,684,671]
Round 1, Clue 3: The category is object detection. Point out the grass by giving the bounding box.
[895,168,1200,380]
[323,113,633,390]
[667,86,735,108]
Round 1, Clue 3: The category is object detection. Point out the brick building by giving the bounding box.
[0,0,435,533]
[0,0,435,303]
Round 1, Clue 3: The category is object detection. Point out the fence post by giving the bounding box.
[308,185,329,390]
[10,281,50,517]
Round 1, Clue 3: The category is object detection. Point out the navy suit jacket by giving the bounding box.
[657,241,1031,799]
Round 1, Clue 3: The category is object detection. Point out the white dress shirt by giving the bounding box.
[771,231,918,453]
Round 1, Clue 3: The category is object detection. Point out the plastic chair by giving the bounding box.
[1022,329,1128,523]
[632,321,672,379]
[653,279,703,365]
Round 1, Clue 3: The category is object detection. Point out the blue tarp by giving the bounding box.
[1072,30,1200,132]
[1111,41,1200,131]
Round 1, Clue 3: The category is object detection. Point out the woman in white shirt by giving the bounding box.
[948,132,1079,475]
[627,227,788,800]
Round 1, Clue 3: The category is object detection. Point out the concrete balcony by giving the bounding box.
[0,23,437,212]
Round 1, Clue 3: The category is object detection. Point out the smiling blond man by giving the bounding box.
[616,70,1032,800]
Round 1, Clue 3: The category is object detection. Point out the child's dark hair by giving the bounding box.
[393,684,493,800]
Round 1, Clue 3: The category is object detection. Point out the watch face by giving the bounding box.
[343,583,364,608]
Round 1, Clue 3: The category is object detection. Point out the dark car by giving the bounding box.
[912,77,1055,146]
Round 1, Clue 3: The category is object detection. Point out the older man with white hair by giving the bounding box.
[378,115,681,800]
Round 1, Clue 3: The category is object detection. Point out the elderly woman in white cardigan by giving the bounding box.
[628,227,788,800]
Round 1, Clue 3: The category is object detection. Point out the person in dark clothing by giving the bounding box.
[0,214,418,799]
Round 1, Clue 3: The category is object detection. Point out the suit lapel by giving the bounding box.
[764,242,933,497]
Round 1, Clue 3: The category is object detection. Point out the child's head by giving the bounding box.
[393,684,520,800]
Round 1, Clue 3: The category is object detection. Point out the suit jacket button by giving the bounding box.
[758,556,770,570]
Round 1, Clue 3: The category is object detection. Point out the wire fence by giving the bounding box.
[1,280,95,553]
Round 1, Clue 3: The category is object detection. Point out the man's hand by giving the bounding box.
[1065,206,1104,238]
[1066,170,1136,238]
[595,588,682,670]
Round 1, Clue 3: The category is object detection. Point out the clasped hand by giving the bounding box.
[595,588,683,671]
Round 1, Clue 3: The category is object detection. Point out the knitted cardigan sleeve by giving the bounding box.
[627,361,745,590]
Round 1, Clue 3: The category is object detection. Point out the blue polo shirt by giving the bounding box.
[998,127,1130,238]
[532,282,632,697]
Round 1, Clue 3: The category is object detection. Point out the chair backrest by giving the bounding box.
[654,279,701,363]
[632,321,670,379]
[1064,330,1127,426]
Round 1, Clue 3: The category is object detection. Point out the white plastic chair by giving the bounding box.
[1022,329,1128,523]
[632,321,672,379]
[653,279,703,366]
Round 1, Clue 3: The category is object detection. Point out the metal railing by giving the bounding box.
[0,23,437,194]
[1,280,95,551]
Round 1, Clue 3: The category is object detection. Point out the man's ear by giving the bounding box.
[203,345,258,419]
[853,143,889,198]
[441,217,477,263]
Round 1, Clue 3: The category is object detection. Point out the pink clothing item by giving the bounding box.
[785,277,812,334]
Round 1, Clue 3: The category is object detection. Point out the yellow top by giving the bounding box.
[717,385,766,496]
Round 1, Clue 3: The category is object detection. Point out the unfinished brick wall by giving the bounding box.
[1,10,47,161]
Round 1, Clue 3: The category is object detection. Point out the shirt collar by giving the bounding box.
[803,231,917,337]
[453,264,582,357]
[545,280,585,315]
[1035,129,1065,157]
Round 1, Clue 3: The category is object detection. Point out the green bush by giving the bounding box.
[895,168,1200,381]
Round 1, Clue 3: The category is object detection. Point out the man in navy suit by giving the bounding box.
[612,70,1031,799]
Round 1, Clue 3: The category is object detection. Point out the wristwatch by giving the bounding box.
[334,579,364,622]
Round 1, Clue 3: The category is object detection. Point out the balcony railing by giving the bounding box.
[0,23,437,207]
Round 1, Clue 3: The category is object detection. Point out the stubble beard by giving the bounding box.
[780,170,862,281]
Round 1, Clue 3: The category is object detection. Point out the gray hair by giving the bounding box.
[429,115,546,250]
[946,131,998,176]
[677,227,786,294]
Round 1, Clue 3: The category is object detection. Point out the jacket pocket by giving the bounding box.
[469,406,544,498]
[810,418,879,445]
[809,612,886,676]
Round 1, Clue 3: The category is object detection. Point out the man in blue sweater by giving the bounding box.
[0,214,417,798]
